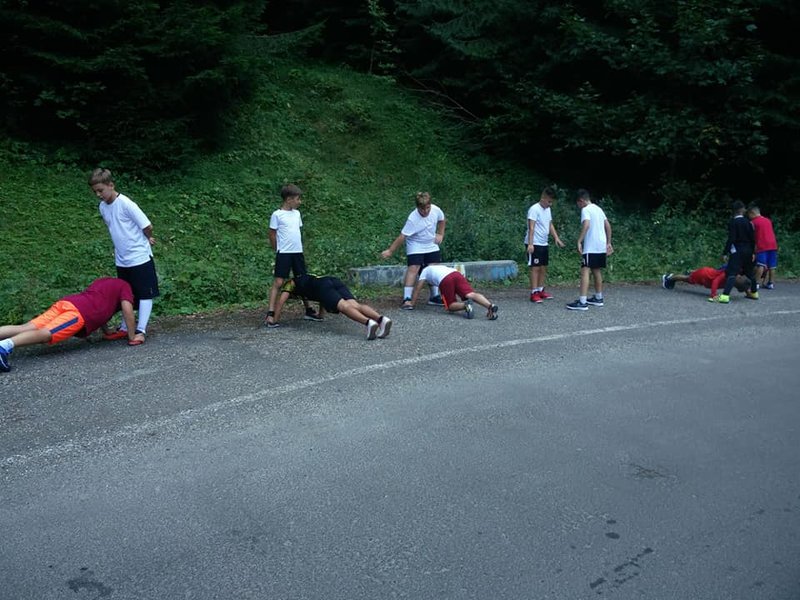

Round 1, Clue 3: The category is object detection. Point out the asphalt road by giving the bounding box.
[2,282,799,599]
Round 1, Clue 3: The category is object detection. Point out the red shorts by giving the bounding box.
[439,272,474,308]
[30,300,85,344]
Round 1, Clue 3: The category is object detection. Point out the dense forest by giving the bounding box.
[1,0,798,210]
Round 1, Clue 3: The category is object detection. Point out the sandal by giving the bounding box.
[103,329,128,341]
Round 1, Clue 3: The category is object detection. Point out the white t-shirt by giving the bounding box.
[524,203,552,246]
[269,209,303,253]
[419,264,457,287]
[580,203,608,254]
[99,193,153,267]
[401,204,445,255]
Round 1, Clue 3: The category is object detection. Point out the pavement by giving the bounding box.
[1,281,799,599]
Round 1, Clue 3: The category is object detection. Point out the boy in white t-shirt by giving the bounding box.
[566,189,613,311]
[89,168,158,345]
[381,191,447,309]
[409,264,498,320]
[265,185,317,327]
[524,186,565,303]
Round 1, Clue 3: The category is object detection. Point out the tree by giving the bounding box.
[0,0,267,169]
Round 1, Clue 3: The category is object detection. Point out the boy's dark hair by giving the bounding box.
[542,186,557,199]
[575,188,591,202]
[731,200,745,212]
[734,276,749,293]
[88,168,114,186]
[281,184,303,199]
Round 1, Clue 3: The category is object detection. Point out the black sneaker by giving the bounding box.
[0,347,11,373]
[566,300,588,311]
[585,296,604,306]
[488,304,499,320]
[304,307,323,321]
[427,295,445,306]
[401,298,414,310]
[662,273,675,290]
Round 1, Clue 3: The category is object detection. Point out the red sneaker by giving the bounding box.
[531,291,543,303]
[538,290,553,300]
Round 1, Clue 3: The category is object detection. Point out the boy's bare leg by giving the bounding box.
[337,300,370,325]
[5,327,52,348]
[466,292,492,310]
[592,268,604,294]
[267,277,284,322]
[669,274,691,283]
[579,267,591,297]
[0,322,38,339]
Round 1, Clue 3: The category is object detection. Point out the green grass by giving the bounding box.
[1,59,798,322]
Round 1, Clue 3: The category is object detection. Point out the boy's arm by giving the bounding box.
[435,218,446,245]
[143,225,155,246]
[710,272,726,297]
[269,228,277,252]
[604,219,613,255]
[381,234,406,259]
[409,278,427,306]
[577,219,590,253]
[526,219,536,252]
[550,223,565,248]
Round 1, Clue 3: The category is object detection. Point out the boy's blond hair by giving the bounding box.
[88,168,114,186]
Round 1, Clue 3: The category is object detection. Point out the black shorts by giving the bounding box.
[407,250,442,268]
[526,244,549,267]
[274,252,307,279]
[117,258,159,302]
[581,253,607,269]
[316,277,354,313]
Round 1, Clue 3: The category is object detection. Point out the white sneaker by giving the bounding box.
[376,317,392,338]
[366,319,379,340]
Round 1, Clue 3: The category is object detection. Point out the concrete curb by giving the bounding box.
[348,260,519,287]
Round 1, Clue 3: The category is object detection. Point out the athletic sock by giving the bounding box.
[137,299,153,333]
[0,339,14,352]
[403,286,413,300]
[430,286,440,297]
[579,295,587,304]
[595,292,603,300]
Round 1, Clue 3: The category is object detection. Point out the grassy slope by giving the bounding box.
[1,59,797,322]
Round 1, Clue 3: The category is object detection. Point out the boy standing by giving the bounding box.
[89,168,158,345]
[409,264,498,320]
[566,189,613,311]
[265,184,317,328]
[719,200,758,303]
[747,203,778,289]
[525,186,565,302]
[381,191,447,309]
[0,277,137,372]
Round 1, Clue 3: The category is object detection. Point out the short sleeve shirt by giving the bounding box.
[581,203,608,254]
[524,203,552,246]
[419,264,456,287]
[99,193,153,267]
[63,278,134,336]
[269,209,303,253]
[401,204,445,255]
[751,215,777,252]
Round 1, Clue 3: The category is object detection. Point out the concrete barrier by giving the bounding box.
[348,260,518,287]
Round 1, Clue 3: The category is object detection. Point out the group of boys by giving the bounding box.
[661,201,779,303]
[1,178,780,373]
[0,169,158,373]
